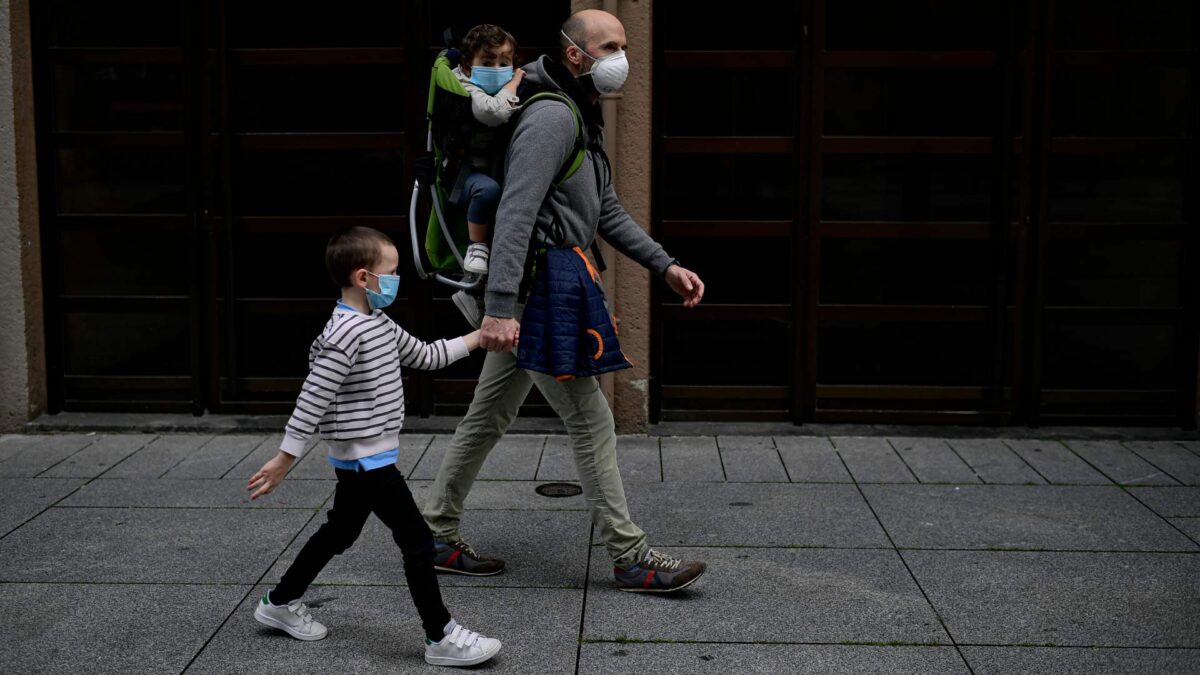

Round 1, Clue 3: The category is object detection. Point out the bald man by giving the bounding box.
[423,10,707,594]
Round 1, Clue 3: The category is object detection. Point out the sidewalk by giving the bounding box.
[1,431,1198,673]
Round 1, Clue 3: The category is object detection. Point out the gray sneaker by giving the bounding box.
[451,290,483,329]
[433,540,505,576]
[613,549,706,593]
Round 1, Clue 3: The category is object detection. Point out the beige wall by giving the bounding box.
[572,0,655,432]
[0,0,45,431]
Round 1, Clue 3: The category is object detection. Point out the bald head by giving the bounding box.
[560,9,627,77]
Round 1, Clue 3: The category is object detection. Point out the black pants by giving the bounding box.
[272,464,452,642]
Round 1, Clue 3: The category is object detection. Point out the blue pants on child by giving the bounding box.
[464,171,502,225]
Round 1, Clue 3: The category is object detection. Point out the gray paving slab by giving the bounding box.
[1003,440,1110,485]
[613,435,662,482]
[1172,518,1200,541]
[410,435,450,480]
[579,644,969,675]
[1127,487,1200,517]
[1063,440,1179,486]
[661,436,724,481]
[160,435,270,479]
[395,434,435,477]
[718,436,789,482]
[269,508,591,589]
[411,435,545,481]
[100,434,216,478]
[61,478,334,510]
[0,582,249,675]
[1124,441,1200,485]
[862,485,1197,551]
[0,435,30,462]
[0,478,86,537]
[776,436,853,483]
[0,434,96,477]
[0,507,312,583]
[904,550,1200,647]
[535,435,661,483]
[584,547,949,645]
[224,433,286,479]
[833,437,918,483]
[188,585,582,674]
[889,437,980,483]
[536,435,577,481]
[592,482,889,548]
[961,646,1200,675]
[38,434,157,479]
[407,479,586,512]
[947,439,1047,485]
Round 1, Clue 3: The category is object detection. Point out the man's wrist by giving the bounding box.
[661,258,682,278]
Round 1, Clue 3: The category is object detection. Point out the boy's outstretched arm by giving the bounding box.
[248,342,355,499]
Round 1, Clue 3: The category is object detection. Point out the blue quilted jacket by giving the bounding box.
[516,247,631,381]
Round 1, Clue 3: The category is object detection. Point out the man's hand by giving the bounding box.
[665,265,705,308]
[248,451,295,500]
[481,316,521,353]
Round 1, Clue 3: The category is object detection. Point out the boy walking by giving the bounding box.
[246,226,503,667]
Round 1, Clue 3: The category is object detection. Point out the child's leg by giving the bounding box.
[463,173,500,276]
[271,470,372,604]
[367,465,453,642]
[463,172,502,243]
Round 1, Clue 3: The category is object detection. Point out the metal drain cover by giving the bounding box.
[535,482,583,498]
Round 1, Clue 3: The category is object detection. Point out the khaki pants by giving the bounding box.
[421,349,647,566]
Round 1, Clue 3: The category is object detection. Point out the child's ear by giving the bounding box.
[352,268,368,288]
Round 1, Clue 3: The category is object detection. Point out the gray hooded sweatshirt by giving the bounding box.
[485,55,674,319]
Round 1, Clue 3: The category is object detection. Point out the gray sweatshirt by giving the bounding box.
[485,55,674,318]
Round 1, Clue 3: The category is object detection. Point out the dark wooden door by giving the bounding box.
[33,0,569,416]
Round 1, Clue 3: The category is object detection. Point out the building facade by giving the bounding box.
[1,0,1197,431]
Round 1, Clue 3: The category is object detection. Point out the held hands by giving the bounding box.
[480,316,521,353]
[247,451,295,500]
[665,264,705,308]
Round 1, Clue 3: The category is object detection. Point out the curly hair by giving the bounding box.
[461,24,520,66]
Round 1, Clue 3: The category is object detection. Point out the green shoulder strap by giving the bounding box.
[521,90,587,187]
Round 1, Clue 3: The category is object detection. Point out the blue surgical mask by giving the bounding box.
[469,66,514,95]
[365,272,400,310]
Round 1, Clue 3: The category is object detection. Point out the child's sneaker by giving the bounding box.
[463,243,490,275]
[433,540,505,576]
[613,548,706,593]
[425,621,502,667]
[253,594,328,640]
[451,291,483,330]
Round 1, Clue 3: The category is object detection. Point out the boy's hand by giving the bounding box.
[248,451,296,500]
[503,69,525,93]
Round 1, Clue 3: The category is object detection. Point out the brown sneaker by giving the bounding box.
[613,548,706,593]
[433,540,506,576]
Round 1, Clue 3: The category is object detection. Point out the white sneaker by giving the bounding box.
[253,594,328,641]
[451,290,483,330]
[463,243,490,276]
[424,621,502,667]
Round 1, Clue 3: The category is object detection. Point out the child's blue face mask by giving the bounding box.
[469,66,514,95]
[366,272,400,310]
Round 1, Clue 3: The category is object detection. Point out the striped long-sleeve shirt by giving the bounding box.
[280,304,469,461]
